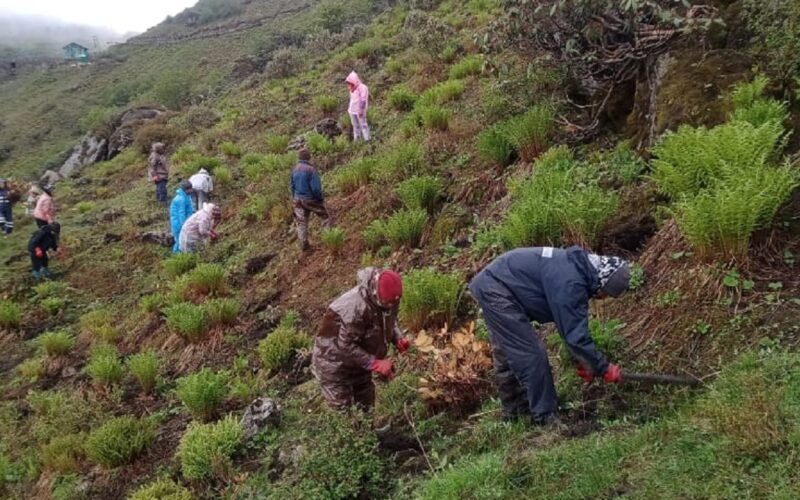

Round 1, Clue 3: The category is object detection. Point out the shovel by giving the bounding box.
[621,370,702,386]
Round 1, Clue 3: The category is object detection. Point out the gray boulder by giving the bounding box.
[241,397,281,439]
[59,135,108,178]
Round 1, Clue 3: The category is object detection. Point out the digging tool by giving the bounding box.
[620,370,702,386]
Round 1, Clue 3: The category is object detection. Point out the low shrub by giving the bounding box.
[186,155,222,173]
[129,478,193,500]
[164,253,198,278]
[74,201,95,214]
[307,131,334,156]
[396,176,442,212]
[128,350,160,395]
[241,153,269,181]
[383,209,428,249]
[177,414,244,481]
[42,297,66,315]
[41,434,85,473]
[165,303,208,343]
[203,298,240,327]
[399,268,462,331]
[502,105,554,162]
[176,368,229,421]
[418,105,451,131]
[86,416,155,468]
[219,141,242,157]
[265,133,290,153]
[389,86,417,111]
[0,300,23,329]
[477,125,514,167]
[140,293,167,314]
[314,94,339,114]
[321,227,346,256]
[37,330,74,356]
[257,316,310,372]
[449,54,483,79]
[33,281,67,299]
[214,166,232,186]
[84,344,124,387]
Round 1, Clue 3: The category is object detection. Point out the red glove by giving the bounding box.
[603,363,623,383]
[35,247,44,258]
[368,358,394,379]
[210,230,219,241]
[152,176,159,182]
[395,337,410,354]
[576,363,593,384]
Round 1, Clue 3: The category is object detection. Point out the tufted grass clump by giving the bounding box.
[176,368,229,421]
[41,433,86,473]
[400,268,462,331]
[203,298,240,327]
[127,349,161,395]
[80,309,118,343]
[0,300,23,329]
[74,201,95,214]
[418,105,451,131]
[383,209,428,249]
[373,142,425,182]
[219,141,242,157]
[37,330,75,356]
[419,80,466,106]
[86,416,155,469]
[84,344,124,388]
[181,263,227,298]
[140,293,167,314]
[307,131,334,156]
[33,281,68,299]
[314,94,339,114]
[177,414,244,481]
[449,54,483,79]
[241,153,269,181]
[163,252,198,278]
[265,133,290,153]
[389,85,417,111]
[165,303,208,342]
[42,297,66,315]
[501,104,555,162]
[396,176,443,213]
[129,478,193,500]
[331,157,376,193]
[362,219,387,250]
[477,125,514,167]
[257,315,310,372]
[17,358,44,380]
[321,227,346,256]
[214,166,232,186]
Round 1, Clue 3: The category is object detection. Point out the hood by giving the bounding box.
[151,142,165,153]
[357,267,383,306]
[198,168,209,175]
[201,202,217,215]
[345,71,361,86]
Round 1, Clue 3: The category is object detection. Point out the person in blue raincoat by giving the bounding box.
[169,180,194,253]
[469,246,631,426]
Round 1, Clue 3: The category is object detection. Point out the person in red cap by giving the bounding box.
[312,267,410,410]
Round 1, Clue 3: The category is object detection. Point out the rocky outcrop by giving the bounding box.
[59,135,108,178]
[314,118,342,140]
[107,107,167,159]
[241,397,281,439]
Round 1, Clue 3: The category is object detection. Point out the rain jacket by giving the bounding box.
[147,144,169,182]
[189,169,214,193]
[475,246,608,374]
[290,160,323,201]
[313,267,403,380]
[346,71,369,116]
[33,192,54,224]
[28,224,59,254]
[179,203,215,252]
[170,188,194,252]
[0,185,12,233]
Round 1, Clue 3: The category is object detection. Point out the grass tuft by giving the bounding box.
[177,414,244,481]
[127,350,160,395]
[176,368,229,421]
[399,268,462,331]
[86,416,155,469]
[37,330,74,356]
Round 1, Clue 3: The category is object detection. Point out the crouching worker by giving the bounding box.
[178,203,220,253]
[28,222,62,280]
[469,246,630,426]
[312,268,411,410]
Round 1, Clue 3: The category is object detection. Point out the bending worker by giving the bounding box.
[312,267,410,410]
[469,246,630,425]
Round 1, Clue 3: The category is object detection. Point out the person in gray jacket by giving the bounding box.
[469,246,630,425]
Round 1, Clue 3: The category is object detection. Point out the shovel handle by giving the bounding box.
[621,370,702,386]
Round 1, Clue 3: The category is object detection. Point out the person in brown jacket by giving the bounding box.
[148,142,170,206]
[312,267,411,410]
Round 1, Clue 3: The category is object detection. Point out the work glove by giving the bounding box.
[210,230,219,241]
[34,247,43,258]
[394,336,410,354]
[575,362,593,384]
[603,363,622,384]
[152,176,159,182]
[368,358,394,379]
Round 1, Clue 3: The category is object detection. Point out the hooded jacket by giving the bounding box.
[345,71,369,116]
[473,246,609,374]
[189,169,214,193]
[28,224,59,254]
[170,187,195,238]
[33,192,55,223]
[313,267,403,379]
[148,143,169,181]
[179,203,216,251]
[290,160,323,201]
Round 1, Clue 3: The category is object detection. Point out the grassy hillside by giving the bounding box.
[1,0,800,498]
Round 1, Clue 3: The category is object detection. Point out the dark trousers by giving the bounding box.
[155,180,168,204]
[35,218,48,228]
[469,272,558,420]
[318,373,375,411]
[30,252,49,272]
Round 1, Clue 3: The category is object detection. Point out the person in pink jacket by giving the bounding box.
[33,185,55,228]
[345,71,370,142]
[178,202,221,253]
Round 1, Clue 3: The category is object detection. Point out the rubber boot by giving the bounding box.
[31,270,40,281]
[42,268,52,280]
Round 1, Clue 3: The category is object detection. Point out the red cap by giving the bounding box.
[377,271,403,304]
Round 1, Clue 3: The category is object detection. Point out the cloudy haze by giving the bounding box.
[0,0,199,34]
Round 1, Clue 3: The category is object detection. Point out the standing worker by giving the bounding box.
[28,222,62,280]
[345,71,370,142]
[169,180,194,253]
[0,178,13,235]
[290,149,332,251]
[26,184,42,217]
[469,246,630,426]
[148,142,169,207]
[178,203,221,253]
[189,167,214,211]
[33,185,55,228]
[312,267,410,410]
